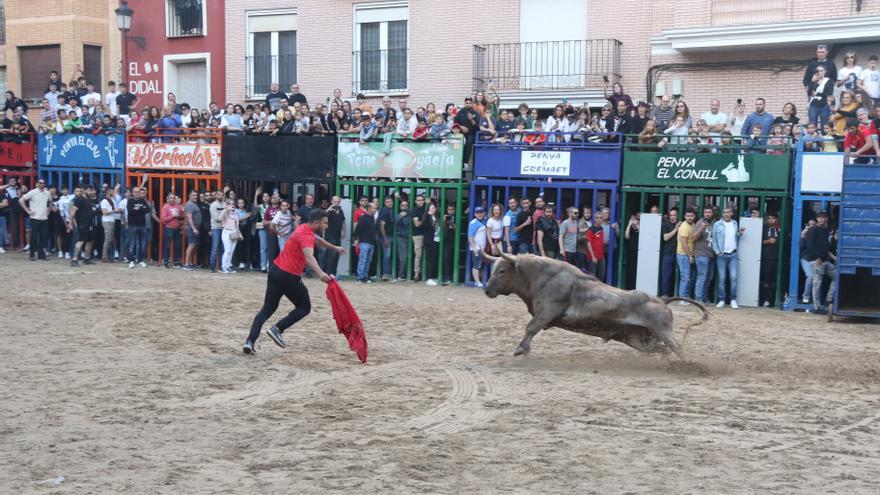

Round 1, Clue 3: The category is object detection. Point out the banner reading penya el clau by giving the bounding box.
[126,142,221,172]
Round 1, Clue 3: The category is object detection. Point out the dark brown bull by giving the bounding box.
[482,250,708,357]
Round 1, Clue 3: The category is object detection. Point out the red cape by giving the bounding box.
[325,279,368,363]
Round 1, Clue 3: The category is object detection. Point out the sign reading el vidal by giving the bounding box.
[126,143,221,172]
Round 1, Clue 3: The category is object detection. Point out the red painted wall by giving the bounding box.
[124,0,225,110]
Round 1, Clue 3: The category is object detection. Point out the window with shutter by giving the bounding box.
[18,45,61,100]
[83,45,103,90]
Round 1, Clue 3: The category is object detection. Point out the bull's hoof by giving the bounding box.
[513,345,530,356]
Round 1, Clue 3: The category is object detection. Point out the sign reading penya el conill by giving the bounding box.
[623,151,790,189]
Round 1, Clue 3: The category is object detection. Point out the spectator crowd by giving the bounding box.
[0,44,871,314]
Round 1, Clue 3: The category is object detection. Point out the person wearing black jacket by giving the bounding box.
[802,45,838,97]
[441,204,457,285]
[804,211,836,313]
[3,91,28,113]
[354,202,377,283]
[759,213,781,307]
[454,97,481,167]
[422,203,441,286]
[807,65,834,127]
[320,196,345,277]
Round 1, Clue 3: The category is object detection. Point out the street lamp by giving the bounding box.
[115,0,146,87]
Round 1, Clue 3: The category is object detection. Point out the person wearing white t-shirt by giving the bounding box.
[19,179,53,260]
[99,190,122,262]
[468,207,488,288]
[105,81,121,116]
[485,204,508,255]
[858,55,880,99]
[700,99,728,137]
[836,51,862,94]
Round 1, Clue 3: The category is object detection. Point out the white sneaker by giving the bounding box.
[64,252,70,259]
[731,300,739,309]
[129,261,135,269]
[678,300,690,306]
[763,301,770,308]
[475,282,485,289]
[58,251,63,258]
[716,301,726,308]
[801,297,809,304]
[426,279,438,286]
[137,261,147,268]
[238,263,245,269]
[0,247,5,254]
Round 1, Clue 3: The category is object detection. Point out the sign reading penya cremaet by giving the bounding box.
[622,151,790,190]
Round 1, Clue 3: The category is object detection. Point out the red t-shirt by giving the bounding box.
[586,225,604,261]
[353,207,366,226]
[275,223,316,276]
[845,121,879,155]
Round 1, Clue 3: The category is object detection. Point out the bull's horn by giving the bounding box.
[498,250,517,263]
[481,250,499,262]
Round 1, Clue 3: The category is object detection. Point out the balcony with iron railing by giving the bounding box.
[246,54,297,98]
[471,39,621,93]
[166,0,204,38]
[352,48,408,94]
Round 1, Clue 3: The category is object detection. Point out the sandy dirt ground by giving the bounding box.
[2,252,880,494]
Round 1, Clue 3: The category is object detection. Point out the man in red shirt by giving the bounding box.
[243,209,345,354]
[844,111,880,164]
[585,211,605,280]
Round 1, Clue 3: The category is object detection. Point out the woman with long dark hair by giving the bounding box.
[422,202,441,286]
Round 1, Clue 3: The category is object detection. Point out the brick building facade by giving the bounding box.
[224,0,880,120]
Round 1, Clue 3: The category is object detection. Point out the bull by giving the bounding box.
[482,249,708,357]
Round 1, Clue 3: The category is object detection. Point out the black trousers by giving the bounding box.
[443,236,455,281]
[247,265,311,343]
[759,258,778,306]
[321,238,341,276]
[424,238,439,280]
[29,218,48,258]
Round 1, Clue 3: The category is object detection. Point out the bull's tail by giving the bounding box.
[664,297,710,347]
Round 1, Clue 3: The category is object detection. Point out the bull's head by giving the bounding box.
[482,244,518,298]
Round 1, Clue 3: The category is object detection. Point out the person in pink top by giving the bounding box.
[219,198,240,274]
[160,193,185,268]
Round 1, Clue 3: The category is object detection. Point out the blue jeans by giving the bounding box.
[716,251,738,302]
[128,226,147,263]
[808,105,831,128]
[694,255,712,302]
[210,228,223,268]
[381,237,392,277]
[0,216,6,248]
[258,229,268,270]
[516,241,531,254]
[676,254,692,298]
[356,242,375,280]
[660,253,676,297]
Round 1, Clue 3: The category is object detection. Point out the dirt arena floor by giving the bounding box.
[2,253,880,494]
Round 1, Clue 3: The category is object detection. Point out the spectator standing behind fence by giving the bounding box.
[410,194,427,282]
[19,179,52,261]
[804,211,836,314]
[604,81,634,112]
[423,203,441,286]
[127,187,150,269]
[830,90,858,136]
[99,186,122,263]
[218,199,240,274]
[701,99,728,137]
[676,208,696,303]
[321,196,345,277]
[503,197,520,254]
[161,193,184,269]
[513,198,533,254]
[272,200,294,252]
[393,200,410,282]
[183,190,201,271]
[759,213,781,308]
[742,98,775,137]
[377,197,394,281]
[712,207,744,309]
[442,204,457,286]
[803,44,837,97]
[808,66,834,128]
[468,207,488,289]
[660,209,680,298]
[845,111,880,164]
[624,213,640,290]
[585,212,605,280]
[354,202,377,284]
[536,205,560,260]
[209,191,225,273]
[485,204,506,256]
[692,207,715,304]
[858,55,880,99]
[651,95,674,132]
[559,207,579,267]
